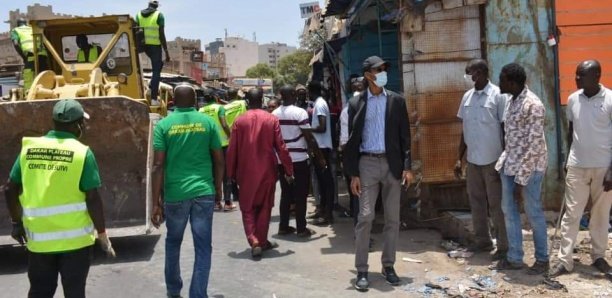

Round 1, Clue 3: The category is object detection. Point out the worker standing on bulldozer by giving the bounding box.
[136,0,170,104]
[3,99,115,298]
[10,18,48,92]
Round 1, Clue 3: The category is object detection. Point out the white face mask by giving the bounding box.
[374,71,388,88]
[463,74,474,87]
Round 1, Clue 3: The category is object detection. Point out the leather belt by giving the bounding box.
[361,152,386,158]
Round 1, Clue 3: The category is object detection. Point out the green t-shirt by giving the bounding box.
[153,107,222,202]
[9,131,102,192]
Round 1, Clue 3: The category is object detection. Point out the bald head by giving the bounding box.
[174,84,196,108]
[279,85,296,106]
[576,60,602,94]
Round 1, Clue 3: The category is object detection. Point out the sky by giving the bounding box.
[2,0,321,47]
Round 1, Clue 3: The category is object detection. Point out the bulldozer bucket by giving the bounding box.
[0,97,152,234]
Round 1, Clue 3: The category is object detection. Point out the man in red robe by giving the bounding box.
[226,88,294,258]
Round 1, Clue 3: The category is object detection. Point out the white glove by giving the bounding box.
[98,232,116,258]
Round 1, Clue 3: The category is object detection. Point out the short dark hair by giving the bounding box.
[468,59,489,75]
[501,63,527,85]
[307,81,322,95]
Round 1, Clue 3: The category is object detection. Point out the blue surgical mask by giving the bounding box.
[374,71,388,88]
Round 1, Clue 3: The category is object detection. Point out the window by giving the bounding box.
[61,33,112,63]
[100,33,132,75]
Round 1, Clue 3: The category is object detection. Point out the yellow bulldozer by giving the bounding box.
[0,15,170,237]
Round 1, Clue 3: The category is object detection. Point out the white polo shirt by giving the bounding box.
[566,85,612,168]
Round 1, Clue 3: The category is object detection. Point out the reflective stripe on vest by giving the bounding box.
[23,202,87,217]
[199,103,229,146]
[13,25,47,56]
[19,136,95,253]
[137,11,161,45]
[77,46,99,63]
[26,225,94,242]
[225,100,247,127]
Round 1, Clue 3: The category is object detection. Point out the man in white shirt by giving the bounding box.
[305,81,335,226]
[272,85,316,237]
[549,60,612,277]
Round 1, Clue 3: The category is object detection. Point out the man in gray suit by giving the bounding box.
[345,56,414,291]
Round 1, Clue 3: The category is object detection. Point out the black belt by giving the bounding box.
[361,152,386,158]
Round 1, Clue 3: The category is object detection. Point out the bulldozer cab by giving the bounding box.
[29,15,145,100]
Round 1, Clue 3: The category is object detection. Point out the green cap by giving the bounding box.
[52,99,90,123]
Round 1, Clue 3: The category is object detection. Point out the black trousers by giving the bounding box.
[222,147,239,203]
[315,149,335,220]
[278,160,310,232]
[28,246,92,298]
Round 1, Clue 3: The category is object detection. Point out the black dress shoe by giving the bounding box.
[312,217,331,226]
[278,226,296,235]
[382,266,401,285]
[354,272,369,292]
[592,258,611,273]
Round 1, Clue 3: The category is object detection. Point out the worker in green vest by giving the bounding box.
[136,0,170,104]
[4,99,115,298]
[199,89,237,211]
[10,17,48,92]
[76,34,102,63]
[224,88,248,127]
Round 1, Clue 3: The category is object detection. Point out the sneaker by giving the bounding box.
[223,203,237,212]
[527,260,550,275]
[214,201,223,211]
[354,272,369,292]
[548,263,569,278]
[167,294,183,298]
[592,258,611,273]
[278,226,296,235]
[296,228,316,238]
[382,266,401,285]
[491,250,507,261]
[489,259,524,271]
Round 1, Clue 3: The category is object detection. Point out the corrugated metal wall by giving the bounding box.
[401,2,482,183]
[556,0,612,104]
[485,0,563,210]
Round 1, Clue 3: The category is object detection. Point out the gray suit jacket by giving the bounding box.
[345,89,412,179]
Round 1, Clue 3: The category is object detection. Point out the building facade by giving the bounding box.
[219,36,259,77]
[258,42,297,69]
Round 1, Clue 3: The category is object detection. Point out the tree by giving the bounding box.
[275,50,312,89]
[245,63,276,79]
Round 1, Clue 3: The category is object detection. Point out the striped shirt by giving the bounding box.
[360,89,387,153]
[272,105,311,162]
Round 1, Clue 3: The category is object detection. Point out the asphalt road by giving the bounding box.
[1,183,610,298]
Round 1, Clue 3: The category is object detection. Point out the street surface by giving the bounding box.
[1,182,610,298]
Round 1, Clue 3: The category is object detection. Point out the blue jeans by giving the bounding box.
[164,195,214,298]
[145,45,163,100]
[500,171,548,264]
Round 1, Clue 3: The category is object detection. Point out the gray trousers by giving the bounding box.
[355,156,401,272]
[466,162,508,251]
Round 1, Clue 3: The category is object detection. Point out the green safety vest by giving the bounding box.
[18,136,95,253]
[199,103,229,146]
[225,100,247,127]
[137,11,161,45]
[77,46,99,63]
[13,25,47,56]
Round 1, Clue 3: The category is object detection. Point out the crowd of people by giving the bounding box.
[4,54,610,298]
